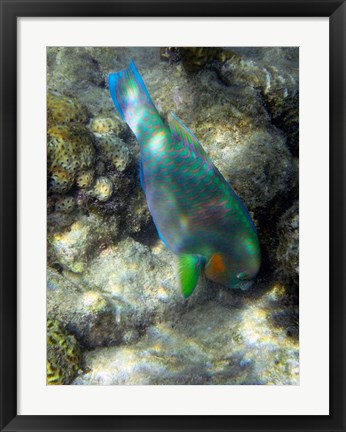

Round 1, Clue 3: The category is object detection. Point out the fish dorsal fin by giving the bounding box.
[168,112,209,161]
[178,254,204,298]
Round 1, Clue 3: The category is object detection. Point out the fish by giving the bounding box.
[109,60,261,297]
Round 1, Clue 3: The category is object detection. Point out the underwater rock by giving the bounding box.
[219,48,299,156]
[122,186,151,234]
[47,47,160,116]
[161,47,241,74]
[47,47,105,93]
[275,201,299,286]
[47,267,119,348]
[47,318,82,385]
[80,237,214,337]
[50,236,214,350]
[73,283,299,385]
[205,127,296,215]
[141,61,296,217]
[48,213,119,273]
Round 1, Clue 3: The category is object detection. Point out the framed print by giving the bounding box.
[1,1,345,431]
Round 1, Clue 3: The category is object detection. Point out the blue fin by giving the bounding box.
[108,60,156,122]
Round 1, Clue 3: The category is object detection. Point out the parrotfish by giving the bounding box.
[109,61,261,297]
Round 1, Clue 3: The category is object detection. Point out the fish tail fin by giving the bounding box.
[178,254,205,298]
[108,60,157,127]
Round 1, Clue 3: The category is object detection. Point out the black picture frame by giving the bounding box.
[1,1,345,431]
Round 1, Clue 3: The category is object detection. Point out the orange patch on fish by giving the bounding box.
[209,253,226,273]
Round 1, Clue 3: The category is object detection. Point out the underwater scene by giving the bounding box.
[47,47,299,385]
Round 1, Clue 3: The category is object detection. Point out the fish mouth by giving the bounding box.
[236,280,254,291]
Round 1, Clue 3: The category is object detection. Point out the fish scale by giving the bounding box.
[109,60,261,297]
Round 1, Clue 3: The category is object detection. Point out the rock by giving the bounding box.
[47,47,105,93]
[48,213,119,273]
[73,281,298,385]
[275,201,299,286]
[47,267,120,348]
[80,237,214,337]
[219,48,299,156]
[48,235,215,350]
[140,60,297,216]
[121,186,151,234]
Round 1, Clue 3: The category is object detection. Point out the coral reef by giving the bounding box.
[46,47,299,385]
[54,195,76,213]
[88,176,113,202]
[47,318,82,385]
[48,124,95,193]
[48,92,89,128]
[95,135,131,172]
[90,113,125,136]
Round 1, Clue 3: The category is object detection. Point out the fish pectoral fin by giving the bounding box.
[178,254,203,298]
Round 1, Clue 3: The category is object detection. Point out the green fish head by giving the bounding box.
[204,252,260,291]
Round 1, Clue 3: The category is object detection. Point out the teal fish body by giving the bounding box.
[109,61,260,296]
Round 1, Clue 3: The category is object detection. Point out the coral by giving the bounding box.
[55,196,75,213]
[47,318,82,385]
[90,113,125,136]
[47,92,89,128]
[50,167,74,194]
[75,170,94,189]
[95,135,131,172]
[48,124,95,193]
[89,176,113,202]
